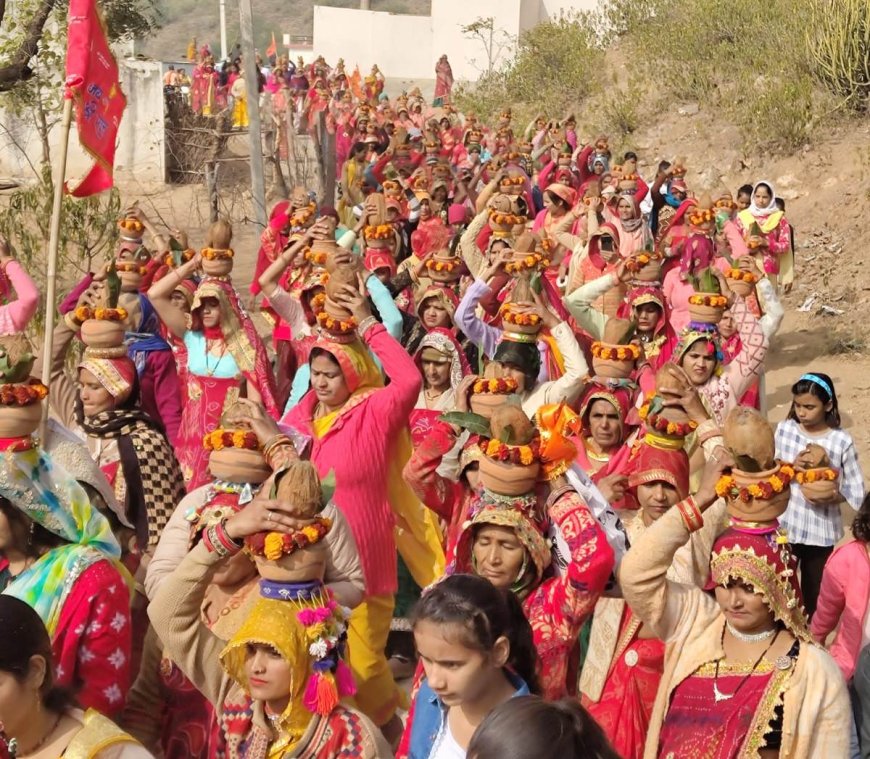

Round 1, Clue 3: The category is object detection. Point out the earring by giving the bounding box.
[26,520,35,550]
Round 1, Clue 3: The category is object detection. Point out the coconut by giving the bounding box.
[795,443,830,471]
[274,460,324,519]
[206,219,233,250]
[489,405,535,446]
[723,406,775,472]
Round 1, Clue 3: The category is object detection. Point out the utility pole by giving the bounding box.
[219,0,228,60]
[360,0,371,9]
[238,0,268,229]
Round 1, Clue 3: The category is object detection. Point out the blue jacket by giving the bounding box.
[405,672,531,759]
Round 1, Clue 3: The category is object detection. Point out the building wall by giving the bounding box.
[0,58,165,186]
[538,0,600,22]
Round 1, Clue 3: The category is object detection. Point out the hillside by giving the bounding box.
[140,0,431,61]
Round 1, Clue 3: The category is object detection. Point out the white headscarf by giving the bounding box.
[748,180,778,216]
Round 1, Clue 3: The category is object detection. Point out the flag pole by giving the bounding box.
[39,95,75,441]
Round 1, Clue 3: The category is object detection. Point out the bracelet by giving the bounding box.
[676,496,704,533]
[204,520,242,557]
[357,315,379,336]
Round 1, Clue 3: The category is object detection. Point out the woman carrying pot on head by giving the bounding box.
[239,276,445,743]
[148,482,392,758]
[620,456,851,758]
[454,252,587,416]
[0,445,132,717]
[0,596,151,759]
[604,192,650,259]
[38,283,186,572]
[580,436,727,759]
[148,249,279,489]
[730,180,794,292]
[448,405,614,701]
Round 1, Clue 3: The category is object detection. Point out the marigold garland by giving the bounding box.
[115,262,148,275]
[499,176,525,187]
[488,209,526,226]
[624,251,662,273]
[425,258,460,273]
[796,467,838,484]
[310,292,327,312]
[505,252,550,275]
[304,248,326,265]
[638,402,698,437]
[472,377,518,395]
[75,306,128,322]
[316,311,357,334]
[0,378,49,406]
[499,304,542,327]
[163,248,196,268]
[715,463,796,503]
[202,428,261,451]
[591,341,641,361]
[118,218,144,235]
[363,224,394,241]
[715,198,737,210]
[479,436,542,466]
[201,247,235,260]
[725,268,758,284]
[688,209,715,226]
[244,517,333,560]
[688,294,728,308]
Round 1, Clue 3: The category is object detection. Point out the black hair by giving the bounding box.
[0,498,69,559]
[309,346,342,370]
[0,596,77,713]
[351,141,367,157]
[658,160,671,173]
[493,341,540,390]
[737,183,753,197]
[787,372,840,428]
[412,574,540,694]
[755,181,773,196]
[623,151,638,162]
[546,190,570,212]
[775,197,785,212]
[853,494,870,542]
[467,696,620,759]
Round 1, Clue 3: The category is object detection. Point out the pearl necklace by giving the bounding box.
[725,622,777,643]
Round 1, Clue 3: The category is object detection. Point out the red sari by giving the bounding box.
[583,607,665,759]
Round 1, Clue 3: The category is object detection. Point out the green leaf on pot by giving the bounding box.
[439,411,492,437]
[697,267,720,294]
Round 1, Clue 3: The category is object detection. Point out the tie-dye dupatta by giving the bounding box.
[0,446,121,635]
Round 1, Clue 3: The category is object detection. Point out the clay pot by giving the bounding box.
[255,542,328,583]
[727,277,755,298]
[202,256,233,277]
[479,456,540,496]
[81,319,126,349]
[503,319,541,337]
[799,471,839,504]
[322,296,351,321]
[427,254,462,283]
[207,447,272,485]
[0,401,42,437]
[311,238,339,266]
[725,465,791,523]
[633,260,662,283]
[470,393,510,419]
[601,283,627,318]
[687,295,724,325]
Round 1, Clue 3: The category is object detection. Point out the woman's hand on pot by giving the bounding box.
[224,495,312,541]
[695,450,735,510]
[223,397,281,446]
[453,374,478,414]
[598,473,628,504]
[660,382,709,423]
[332,278,371,322]
[713,269,735,306]
[529,290,559,329]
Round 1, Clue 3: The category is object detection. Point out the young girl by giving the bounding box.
[776,372,865,617]
[397,574,540,759]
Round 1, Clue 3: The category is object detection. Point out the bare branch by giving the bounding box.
[0,0,59,93]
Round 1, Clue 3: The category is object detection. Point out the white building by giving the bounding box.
[312,0,599,83]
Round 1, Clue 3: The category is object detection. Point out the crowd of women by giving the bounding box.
[0,53,868,759]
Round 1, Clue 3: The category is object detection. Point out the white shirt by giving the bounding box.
[429,720,466,759]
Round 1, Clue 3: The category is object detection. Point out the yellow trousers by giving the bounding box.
[346,594,406,725]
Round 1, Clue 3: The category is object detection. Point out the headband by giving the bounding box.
[799,373,832,398]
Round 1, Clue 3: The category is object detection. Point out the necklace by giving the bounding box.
[204,339,228,377]
[713,628,779,703]
[11,711,62,757]
[726,622,777,643]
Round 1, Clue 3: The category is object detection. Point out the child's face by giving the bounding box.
[736,192,751,211]
[414,620,506,707]
[792,392,830,430]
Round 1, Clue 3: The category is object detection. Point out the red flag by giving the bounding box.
[266,32,278,61]
[64,0,127,197]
